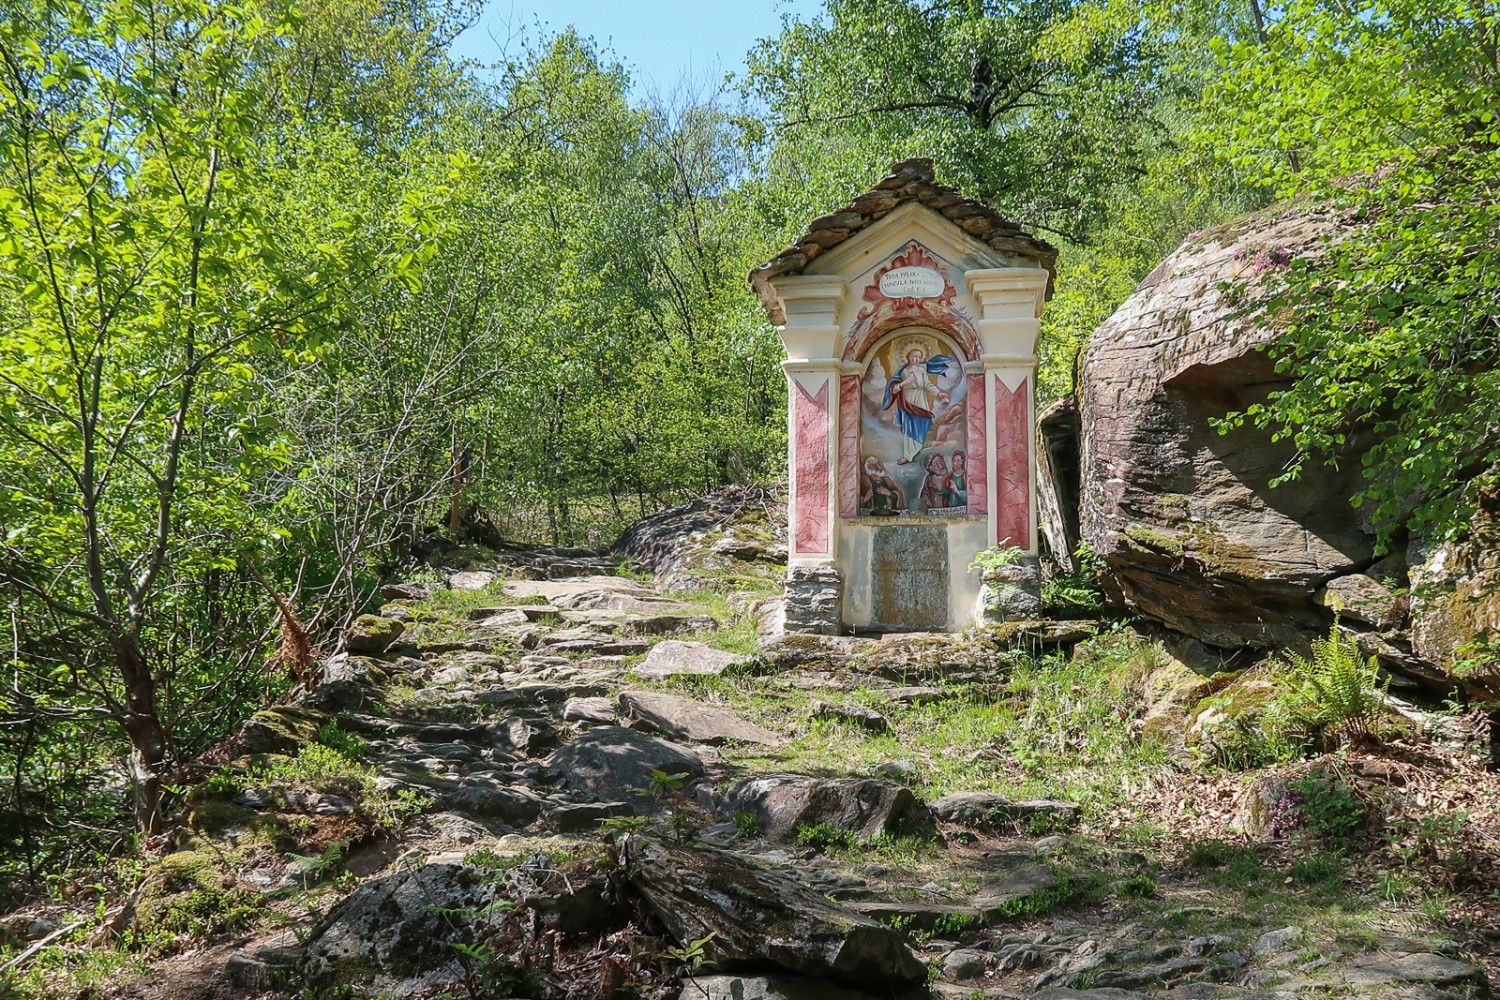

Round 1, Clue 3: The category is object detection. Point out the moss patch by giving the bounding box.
[132,849,263,949]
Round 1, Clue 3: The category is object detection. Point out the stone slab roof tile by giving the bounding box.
[750,158,1058,324]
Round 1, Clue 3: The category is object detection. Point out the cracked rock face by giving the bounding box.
[301,864,490,994]
[628,841,927,989]
[1077,206,1387,651]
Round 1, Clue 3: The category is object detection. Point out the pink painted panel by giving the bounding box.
[794,378,831,553]
[837,375,861,518]
[965,373,987,515]
[993,375,1030,550]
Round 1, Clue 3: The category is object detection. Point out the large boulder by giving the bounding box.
[1409,472,1500,697]
[611,484,785,578]
[628,841,927,989]
[928,793,1079,831]
[1075,206,1388,652]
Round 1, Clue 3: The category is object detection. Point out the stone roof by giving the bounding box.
[749,158,1058,324]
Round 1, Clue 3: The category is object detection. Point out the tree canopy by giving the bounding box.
[0,0,1495,906]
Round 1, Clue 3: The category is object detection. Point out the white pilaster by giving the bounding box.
[772,275,847,567]
[968,268,1049,555]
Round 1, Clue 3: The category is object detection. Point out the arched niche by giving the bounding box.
[852,327,974,517]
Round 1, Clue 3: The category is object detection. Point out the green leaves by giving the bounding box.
[1193,0,1500,547]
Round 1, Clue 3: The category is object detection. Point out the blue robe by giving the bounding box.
[882,354,957,449]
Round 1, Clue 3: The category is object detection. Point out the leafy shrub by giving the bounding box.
[1113,874,1157,898]
[968,544,1024,576]
[1194,709,1307,771]
[794,822,858,852]
[1274,771,1367,845]
[733,810,762,838]
[1279,624,1387,744]
[314,720,366,758]
[1288,851,1344,887]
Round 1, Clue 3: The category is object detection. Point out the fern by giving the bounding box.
[1280,623,1386,743]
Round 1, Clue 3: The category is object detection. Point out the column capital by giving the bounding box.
[771,275,849,362]
[980,353,1037,368]
[966,267,1049,320]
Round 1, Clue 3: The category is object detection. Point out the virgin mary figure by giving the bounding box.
[882,338,958,464]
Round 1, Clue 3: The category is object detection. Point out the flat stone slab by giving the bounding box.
[561,696,616,724]
[447,570,496,591]
[811,700,890,732]
[621,613,717,636]
[722,774,927,841]
[760,633,875,666]
[972,863,1062,922]
[503,579,695,614]
[981,620,1098,648]
[885,686,953,705]
[1343,952,1486,989]
[544,726,705,813]
[545,637,651,657]
[1249,925,1304,957]
[465,607,529,624]
[619,691,782,746]
[631,640,751,680]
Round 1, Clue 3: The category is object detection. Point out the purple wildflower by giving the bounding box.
[1252,245,1293,274]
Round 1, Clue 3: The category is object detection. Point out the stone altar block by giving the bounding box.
[750,159,1055,633]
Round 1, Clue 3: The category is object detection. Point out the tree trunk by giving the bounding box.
[114,635,169,835]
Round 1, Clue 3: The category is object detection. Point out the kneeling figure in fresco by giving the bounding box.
[860,456,906,514]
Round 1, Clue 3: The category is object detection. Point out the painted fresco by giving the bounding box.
[857,331,969,516]
[842,242,981,365]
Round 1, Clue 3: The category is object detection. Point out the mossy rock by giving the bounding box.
[1137,653,1212,746]
[1185,669,1299,768]
[184,799,299,852]
[236,705,327,756]
[1122,524,1186,559]
[346,614,405,655]
[134,849,262,944]
[184,799,258,836]
[1188,670,1281,730]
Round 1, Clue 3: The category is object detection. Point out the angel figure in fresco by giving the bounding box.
[883,338,959,464]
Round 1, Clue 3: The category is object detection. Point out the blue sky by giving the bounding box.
[450,0,823,93]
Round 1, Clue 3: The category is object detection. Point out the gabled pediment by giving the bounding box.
[750,158,1056,325]
[806,202,1007,280]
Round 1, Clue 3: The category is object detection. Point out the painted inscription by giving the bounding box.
[857,332,968,516]
[842,242,982,365]
[878,265,945,299]
[793,378,831,553]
